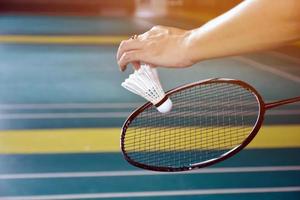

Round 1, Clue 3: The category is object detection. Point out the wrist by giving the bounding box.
[183,29,205,65]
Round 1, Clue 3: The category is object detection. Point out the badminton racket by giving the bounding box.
[121,78,300,172]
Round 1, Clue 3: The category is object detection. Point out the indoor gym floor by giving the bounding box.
[0,14,299,199]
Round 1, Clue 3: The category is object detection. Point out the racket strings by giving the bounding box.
[123,82,260,169]
[128,88,258,126]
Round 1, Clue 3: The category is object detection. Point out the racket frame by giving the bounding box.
[121,78,265,172]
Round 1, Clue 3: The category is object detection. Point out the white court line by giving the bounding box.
[267,51,300,65]
[0,109,299,120]
[1,166,299,180]
[0,102,299,110]
[0,103,142,110]
[1,186,300,200]
[233,56,300,83]
[0,112,129,119]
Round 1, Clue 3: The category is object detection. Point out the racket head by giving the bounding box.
[121,78,265,172]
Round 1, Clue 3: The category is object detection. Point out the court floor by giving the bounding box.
[0,15,299,199]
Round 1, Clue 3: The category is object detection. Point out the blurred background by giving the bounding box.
[0,0,299,199]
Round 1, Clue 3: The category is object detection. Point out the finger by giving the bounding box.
[116,39,144,61]
[150,25,164,32]
[132,61,140,70]
[118,50,146,71]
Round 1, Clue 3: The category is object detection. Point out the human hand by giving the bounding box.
[116,25,194,71]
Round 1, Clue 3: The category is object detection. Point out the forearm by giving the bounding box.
[186,0,300,62]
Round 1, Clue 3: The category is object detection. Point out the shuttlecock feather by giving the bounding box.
[122,64,172,113]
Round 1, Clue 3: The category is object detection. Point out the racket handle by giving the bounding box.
[265,96,300,110]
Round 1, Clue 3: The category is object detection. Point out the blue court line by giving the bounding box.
[0,171,300,196]
[1,149,300,173]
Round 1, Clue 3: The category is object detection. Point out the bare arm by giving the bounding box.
[187,0,300,62]
[117,0,300,71]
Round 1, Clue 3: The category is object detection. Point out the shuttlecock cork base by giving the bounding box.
[121,64,173,113]
[154,95,172,113]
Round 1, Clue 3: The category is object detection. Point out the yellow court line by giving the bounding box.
[294,41,300,47]
[0,35,299,47]
[0,35,128,45]
[0,125,299,154]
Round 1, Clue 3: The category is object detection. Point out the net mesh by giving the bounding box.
[123,82,260,169]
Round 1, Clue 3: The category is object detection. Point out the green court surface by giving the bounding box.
[0,150,300,199]
[0,15,299,199]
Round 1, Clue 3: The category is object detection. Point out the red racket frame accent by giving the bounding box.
[121,78,266,172]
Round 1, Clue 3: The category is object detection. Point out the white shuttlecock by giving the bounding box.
[121,64,172,113]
